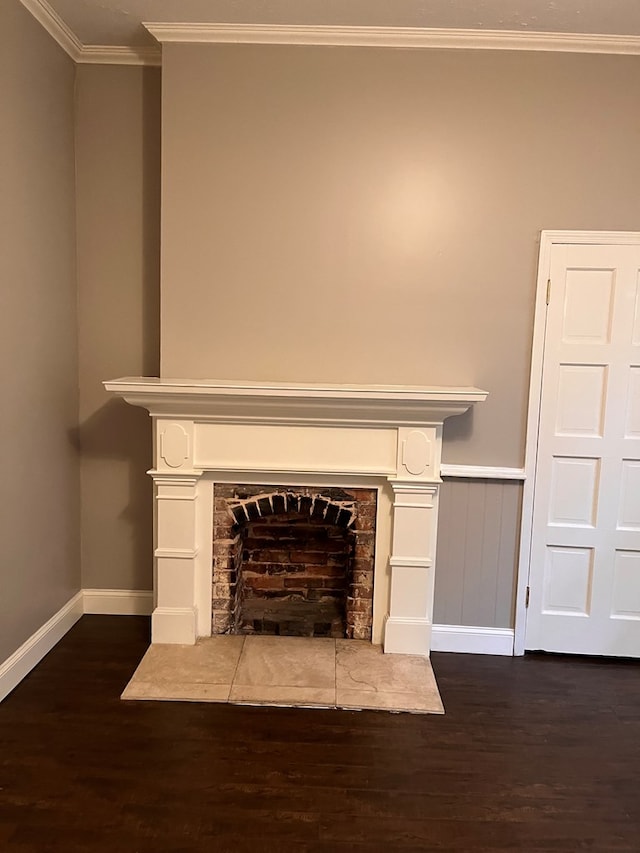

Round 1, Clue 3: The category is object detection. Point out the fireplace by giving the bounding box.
[213,484,376,639]
[104,377,487,656]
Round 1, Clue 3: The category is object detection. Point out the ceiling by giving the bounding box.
[41,0,640,48]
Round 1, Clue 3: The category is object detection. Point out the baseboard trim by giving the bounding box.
[83,589,153,616]
[1,596,513,703]
[431,624,514,656]
[0,591,84,702]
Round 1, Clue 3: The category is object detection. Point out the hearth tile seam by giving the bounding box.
[230,636,247,689]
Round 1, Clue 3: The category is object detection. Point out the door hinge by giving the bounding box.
[546,279,551,305]
[525,586,530,608]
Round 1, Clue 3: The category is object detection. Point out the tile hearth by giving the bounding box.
[122,636,444,714]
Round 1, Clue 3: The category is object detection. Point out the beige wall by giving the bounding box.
[0,3,80,661]
[17,39,636,630]
[76,65,161,590]
[161,44,640,467]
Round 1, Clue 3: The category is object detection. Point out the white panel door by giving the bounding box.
[526,243,640,655]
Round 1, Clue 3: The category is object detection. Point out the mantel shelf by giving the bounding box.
[103,376,488,426]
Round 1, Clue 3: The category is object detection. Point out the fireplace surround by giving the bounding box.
[104,377,487,656]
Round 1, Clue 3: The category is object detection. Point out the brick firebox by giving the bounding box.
[213,484,377,640]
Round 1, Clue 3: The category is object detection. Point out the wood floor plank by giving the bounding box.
[0,616,638,851]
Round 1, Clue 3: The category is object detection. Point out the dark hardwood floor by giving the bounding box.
[0,616,638,852]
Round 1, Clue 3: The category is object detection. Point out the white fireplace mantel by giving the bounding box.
[104,377,487,656]
[104,376,487,424]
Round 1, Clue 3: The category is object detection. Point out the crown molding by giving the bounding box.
[143,22,640,55]
[78,45,162,66]
[20,4,640,65]
[20,0,82,60]
[20,0,161,65]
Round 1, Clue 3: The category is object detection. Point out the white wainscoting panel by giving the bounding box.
[435,478,522,629]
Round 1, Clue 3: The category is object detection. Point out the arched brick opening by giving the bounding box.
[213,485,376,639]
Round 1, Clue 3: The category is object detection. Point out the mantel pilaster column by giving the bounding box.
[384,425,442,656]
[149,417,213,644]
[150,472,204,644]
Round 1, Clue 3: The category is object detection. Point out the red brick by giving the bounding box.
[241,564,272,576]
[213,484,238,499]
[356,503,377,520]
[245,525,281,538]
[244,576,284,591]
[214,508,235,525]
[352,584,373,599]
[212,569,235,583]
[352,556,373,572]
[291,538,350,552]
[283,578,319,590]
[346,624,369,639]
[213,541,236,557]
[212,612,232,633]
[247,549,290,563]
[354,539,374,555]
[301,565,346,578]
[289,551,327,565]
[242,536,274,550]
[347,597,373,614]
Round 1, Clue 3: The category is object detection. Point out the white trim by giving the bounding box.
[514,230,640,656]
[83,589,153,616]
[152,606,197,644]
[389,557,432,569]
[0,594,515,703]
[20,0,161,65]
[19,0,82,60]
[384,616,432,655]
[431,624,514,656]
[104,377,487,426]
[154,548,198,559]
[77,45,161,66]
[0,592,83,703]
[531,230,640,246]
[19,7,640,65]
[441,464,525,480]
[144,23,640,56]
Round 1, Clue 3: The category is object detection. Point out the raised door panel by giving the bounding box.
[562,268,615,345]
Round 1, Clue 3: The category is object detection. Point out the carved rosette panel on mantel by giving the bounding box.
[104,378,487,656]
